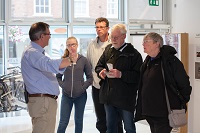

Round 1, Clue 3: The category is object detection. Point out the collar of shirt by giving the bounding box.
[31,42,45,54]
[111,43,127,52]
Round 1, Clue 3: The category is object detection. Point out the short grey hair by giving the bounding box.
[111,24,127,35]
[144,32,163,47]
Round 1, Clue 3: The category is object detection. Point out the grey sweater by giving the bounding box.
[56,54,93,98]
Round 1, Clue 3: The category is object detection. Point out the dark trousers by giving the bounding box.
[92,86,123,133]
[145,116,172,133]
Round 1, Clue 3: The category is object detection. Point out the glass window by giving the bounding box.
[74,0,89,18]
[10,0,65,21]
[129,0,163,21]
[0,0,5,22]
[0,26,3,75]
[8,26,29,67]
[7,25,68,67]
[107,0,118,18]
[74,0,121,20]
[48,26,68,59]
[7,25,68,68]
[35,0,50,15]
[72,26,96,56]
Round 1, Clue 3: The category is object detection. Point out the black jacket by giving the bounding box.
[135,45,192,121]
[95,43,143,112]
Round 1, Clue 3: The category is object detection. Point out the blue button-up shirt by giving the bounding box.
[21,42,65,96]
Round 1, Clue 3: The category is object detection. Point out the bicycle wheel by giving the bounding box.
[15,81,25,103]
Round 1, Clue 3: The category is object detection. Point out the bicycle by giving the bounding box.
[0,66,27,113]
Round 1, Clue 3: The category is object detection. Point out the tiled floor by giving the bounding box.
[0,87,179,133]
[0,87,151,133]
[0,110,151,133]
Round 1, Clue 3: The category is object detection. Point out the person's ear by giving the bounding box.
[156,42,161,48]
[40,34,44,39]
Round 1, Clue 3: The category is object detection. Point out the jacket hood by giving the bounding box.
[160,45,177,56]
[143,45,177,65]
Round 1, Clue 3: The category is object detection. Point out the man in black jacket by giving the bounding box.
[95,24,143,133]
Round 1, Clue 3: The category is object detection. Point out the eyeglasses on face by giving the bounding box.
[43,33,51,36]
[142,40,156,44]
[66,43,77,47]
[94,26,107,29]
[111,34,123,40]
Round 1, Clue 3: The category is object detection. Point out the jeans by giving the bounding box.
[92,86,124,133]
[57,92,87,133]
[104,104,136,133]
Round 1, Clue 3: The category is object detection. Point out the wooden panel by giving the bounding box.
[180,33,189,133]
[180,33,189,73]
[164,33,189,133]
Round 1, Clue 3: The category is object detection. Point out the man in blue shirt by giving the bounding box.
[21,22,75,133]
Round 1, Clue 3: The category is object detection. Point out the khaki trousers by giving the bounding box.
[28,97,57,133]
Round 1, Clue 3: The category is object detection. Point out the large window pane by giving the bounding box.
[0,26,3,75]
[74,0,120,20]
[0,0,5,22]
[7,25,68,68]
[48,26,68,59]
[10,0,64,20]
[74,0,88,17]
[129,0,163,21]
[107,0,118,18]
[72,26,96,56]
[8,26,29,67]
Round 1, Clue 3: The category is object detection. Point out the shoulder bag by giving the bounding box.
[161,62,187,128]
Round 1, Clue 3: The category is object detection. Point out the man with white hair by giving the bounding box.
[95,24,143,133]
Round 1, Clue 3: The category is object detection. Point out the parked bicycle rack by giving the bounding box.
[0,66,27,115]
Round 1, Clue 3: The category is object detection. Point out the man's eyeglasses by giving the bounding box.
[95,26,107,29]
[67,43,77,47]
[111,34,124,40]
[43,33,51,36]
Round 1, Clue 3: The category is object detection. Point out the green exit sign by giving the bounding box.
[149,0,159,6]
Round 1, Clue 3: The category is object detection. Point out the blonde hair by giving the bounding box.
[62,36,78,58]
[62,48,69,58]
[66,36,78,44]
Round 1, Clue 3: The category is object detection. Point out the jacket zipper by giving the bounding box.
[70,64,75,97]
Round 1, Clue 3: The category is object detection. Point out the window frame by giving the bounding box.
[107,0,118,18]
[128,0,167,24]
[8,0,68,23]
[72,0,124,24]
[128,0,170,35]
[0,0,5,22]
[74,0,89,18]
[34,0,51,16]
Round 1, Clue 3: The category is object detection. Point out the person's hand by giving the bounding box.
[108,69,122,78]
[69,53,77,63]
[60,57,73,69]
[99,69,107,79]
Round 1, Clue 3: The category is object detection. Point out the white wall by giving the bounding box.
[170,0,200,132]
[131,35,147,61]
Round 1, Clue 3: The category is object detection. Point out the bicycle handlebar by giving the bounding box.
[7,66,21,70]
[0,66,22,81]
